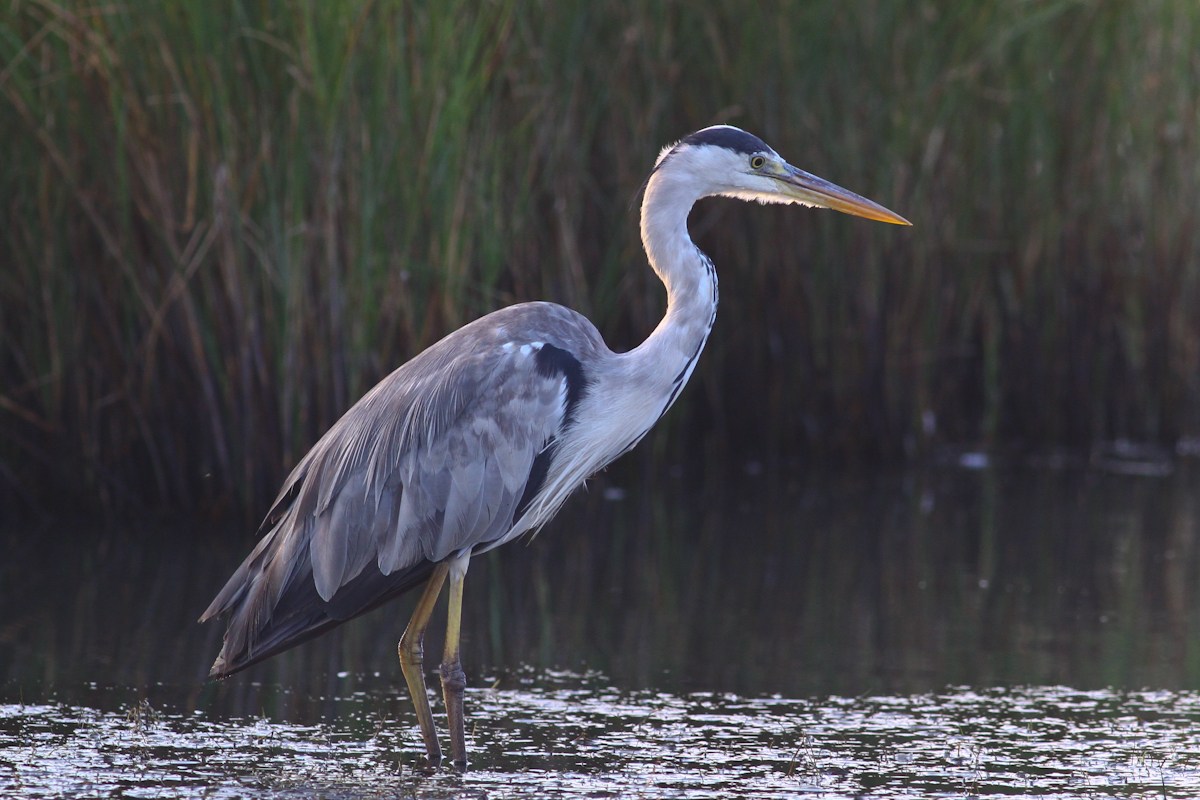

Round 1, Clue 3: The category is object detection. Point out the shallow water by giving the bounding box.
[5,677,1200,798]
[3,464,1200,796]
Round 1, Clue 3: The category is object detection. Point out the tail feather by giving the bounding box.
[203,462,436,678]
[208,557,435,678]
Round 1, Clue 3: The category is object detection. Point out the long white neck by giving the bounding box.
[629,166,719,395]
[554,164,718,471]
[513,163,719,532]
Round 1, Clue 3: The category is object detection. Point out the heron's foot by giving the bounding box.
[414,751,442,773]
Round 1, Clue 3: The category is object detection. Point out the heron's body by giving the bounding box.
[201,126,908,767]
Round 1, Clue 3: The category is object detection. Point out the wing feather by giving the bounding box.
[442,457,485,555]
[202,303,599,677]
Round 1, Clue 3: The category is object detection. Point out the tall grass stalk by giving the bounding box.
[2,0,1199,514]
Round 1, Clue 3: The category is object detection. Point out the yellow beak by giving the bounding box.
[776,163,911,226]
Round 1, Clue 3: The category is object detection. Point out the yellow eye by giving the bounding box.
[750,156,766,169]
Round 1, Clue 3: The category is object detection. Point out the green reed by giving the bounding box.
[2,0,1199,514]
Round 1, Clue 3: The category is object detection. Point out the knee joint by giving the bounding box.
[398,637,424,665]
[440,661,467,692]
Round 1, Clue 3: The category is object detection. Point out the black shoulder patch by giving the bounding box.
[511,342,587,526]
[513,439,556,523]
[680,126,769,156]
[534,343,587,425]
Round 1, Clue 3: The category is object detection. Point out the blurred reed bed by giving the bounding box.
[2,0,1199,514]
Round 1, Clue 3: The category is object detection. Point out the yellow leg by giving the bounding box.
[398,562,449,766]
[440,571,468,768]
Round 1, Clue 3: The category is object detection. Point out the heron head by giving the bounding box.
[652,125,910,226]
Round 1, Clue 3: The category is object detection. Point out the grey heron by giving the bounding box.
[200,125,909,767]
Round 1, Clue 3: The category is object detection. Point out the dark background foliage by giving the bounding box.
[3,0,1199,517]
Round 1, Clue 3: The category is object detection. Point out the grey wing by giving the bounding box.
[200,304,596,677]
[308,340,569,599]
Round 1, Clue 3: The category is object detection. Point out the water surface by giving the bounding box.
[2,464,1199,796]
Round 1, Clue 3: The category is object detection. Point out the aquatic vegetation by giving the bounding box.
[2,1,1200,514]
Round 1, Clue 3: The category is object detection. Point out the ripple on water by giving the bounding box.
[2,679,1200,798]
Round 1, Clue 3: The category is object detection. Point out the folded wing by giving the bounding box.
[200,307,586,678]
